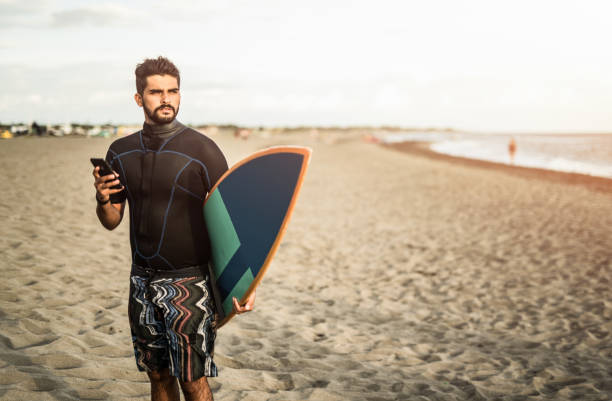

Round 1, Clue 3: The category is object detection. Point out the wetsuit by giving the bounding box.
[105,120,228,271]
[105,120,227,380]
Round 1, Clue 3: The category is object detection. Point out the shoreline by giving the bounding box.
[383,141,612,195]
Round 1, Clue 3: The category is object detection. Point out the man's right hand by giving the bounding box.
[93,166,124,203]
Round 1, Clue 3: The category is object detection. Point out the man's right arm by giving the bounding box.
[96,199,125,230]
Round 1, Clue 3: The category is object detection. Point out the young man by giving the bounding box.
[93,56,255,401]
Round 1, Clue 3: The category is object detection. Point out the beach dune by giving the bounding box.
[0,130,610,400]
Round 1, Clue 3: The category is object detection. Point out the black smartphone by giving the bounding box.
[90,158,122,190]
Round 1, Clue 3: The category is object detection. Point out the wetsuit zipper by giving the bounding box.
[138,150,156,259]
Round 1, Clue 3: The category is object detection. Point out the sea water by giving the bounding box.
[382,132,612,179]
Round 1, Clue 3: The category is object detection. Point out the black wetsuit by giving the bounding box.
[105,120,228,271]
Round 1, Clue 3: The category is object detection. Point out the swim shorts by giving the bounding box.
[128,265,218,381]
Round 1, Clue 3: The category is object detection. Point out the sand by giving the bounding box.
[0,130,611,400]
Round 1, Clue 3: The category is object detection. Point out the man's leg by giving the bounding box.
[152,274,217,400]
[129,275,175,400]
[180,377,213,401]
[148,368,180,401]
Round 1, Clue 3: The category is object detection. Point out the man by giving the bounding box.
[93,56,255,401]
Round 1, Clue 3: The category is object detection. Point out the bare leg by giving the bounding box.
[148,369,180,401]
[180,376,214,401]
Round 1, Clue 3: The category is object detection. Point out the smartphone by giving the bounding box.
[90,158,122,190]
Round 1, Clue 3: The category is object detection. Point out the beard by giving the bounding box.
[144,103,179,124]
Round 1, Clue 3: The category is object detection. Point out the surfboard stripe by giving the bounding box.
[221,267,255,316]
[203,190,241,277]
[215,249,249,300]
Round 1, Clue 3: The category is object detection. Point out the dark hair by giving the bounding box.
[135,56,180,95]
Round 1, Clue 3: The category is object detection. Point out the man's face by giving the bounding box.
[135,74,180,125]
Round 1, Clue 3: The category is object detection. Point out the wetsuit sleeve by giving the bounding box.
[105,148,127,204]
[202,138,229,192]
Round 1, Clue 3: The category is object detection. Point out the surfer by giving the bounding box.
[93,56,255,401]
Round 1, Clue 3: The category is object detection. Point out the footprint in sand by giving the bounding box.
[271,350,287,359]
[34,354,84,370]
[311,379,329,388]
[20,376,58,392]
[72,388,109,400]
[247,340,264,350]
[275,374,294,391]
[17,252,34,261]
[0,330,59,350]
[101,299,122,310]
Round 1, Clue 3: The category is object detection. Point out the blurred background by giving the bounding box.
[2,0,612,132]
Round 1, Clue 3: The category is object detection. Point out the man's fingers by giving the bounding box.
[93,170,123,196]
[244,291,256,310]
[93,169,120,191]
[99,177,122,189]
[232,297,243,314]
[102,173,119,181]
[109,186,124,194]
[232,293,255,315]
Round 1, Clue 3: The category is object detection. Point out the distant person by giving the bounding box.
[233,128,250,140]
[508,137,517,165]
[31,121,43,136]
[92,56,255,401]
[239,128,251,140]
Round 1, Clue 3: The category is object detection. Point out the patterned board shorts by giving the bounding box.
[128,265,218,381]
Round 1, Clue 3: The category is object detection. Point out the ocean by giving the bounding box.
[382,132,612,179]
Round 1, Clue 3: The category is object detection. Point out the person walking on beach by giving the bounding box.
[508,137,517,165]
[92,56,255,401]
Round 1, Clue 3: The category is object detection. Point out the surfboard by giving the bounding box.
[203,146,311,328]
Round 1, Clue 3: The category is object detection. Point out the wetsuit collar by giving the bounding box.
[142,119,185,138]
[141,119,186,150]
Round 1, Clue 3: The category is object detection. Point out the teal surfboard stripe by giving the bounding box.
[222,267,254,316]
[203,190,241,277]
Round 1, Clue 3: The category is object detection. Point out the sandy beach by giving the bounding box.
[0,130,611,400]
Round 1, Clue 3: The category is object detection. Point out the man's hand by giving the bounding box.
[93,166,124,202]
[93,166,125,230]
[232,290,256,315]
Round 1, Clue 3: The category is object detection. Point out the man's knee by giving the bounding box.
[180,376,211,396]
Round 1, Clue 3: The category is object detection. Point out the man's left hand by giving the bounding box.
[232,290,256,314]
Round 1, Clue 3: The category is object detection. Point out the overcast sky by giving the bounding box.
[2,0,612,132]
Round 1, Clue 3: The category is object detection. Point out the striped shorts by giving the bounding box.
[128,265,218,381]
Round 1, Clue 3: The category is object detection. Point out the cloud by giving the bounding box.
[0,39,14,48]
[0,0,47,15]
[0,63,136,124]
[0,0,49,28]
[51,3,140,27]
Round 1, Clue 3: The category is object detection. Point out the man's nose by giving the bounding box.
[161,92,170,103]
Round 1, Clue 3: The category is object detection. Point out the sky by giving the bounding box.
[2,0,612,132]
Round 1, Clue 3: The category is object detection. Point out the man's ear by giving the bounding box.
[134,93,143,107]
